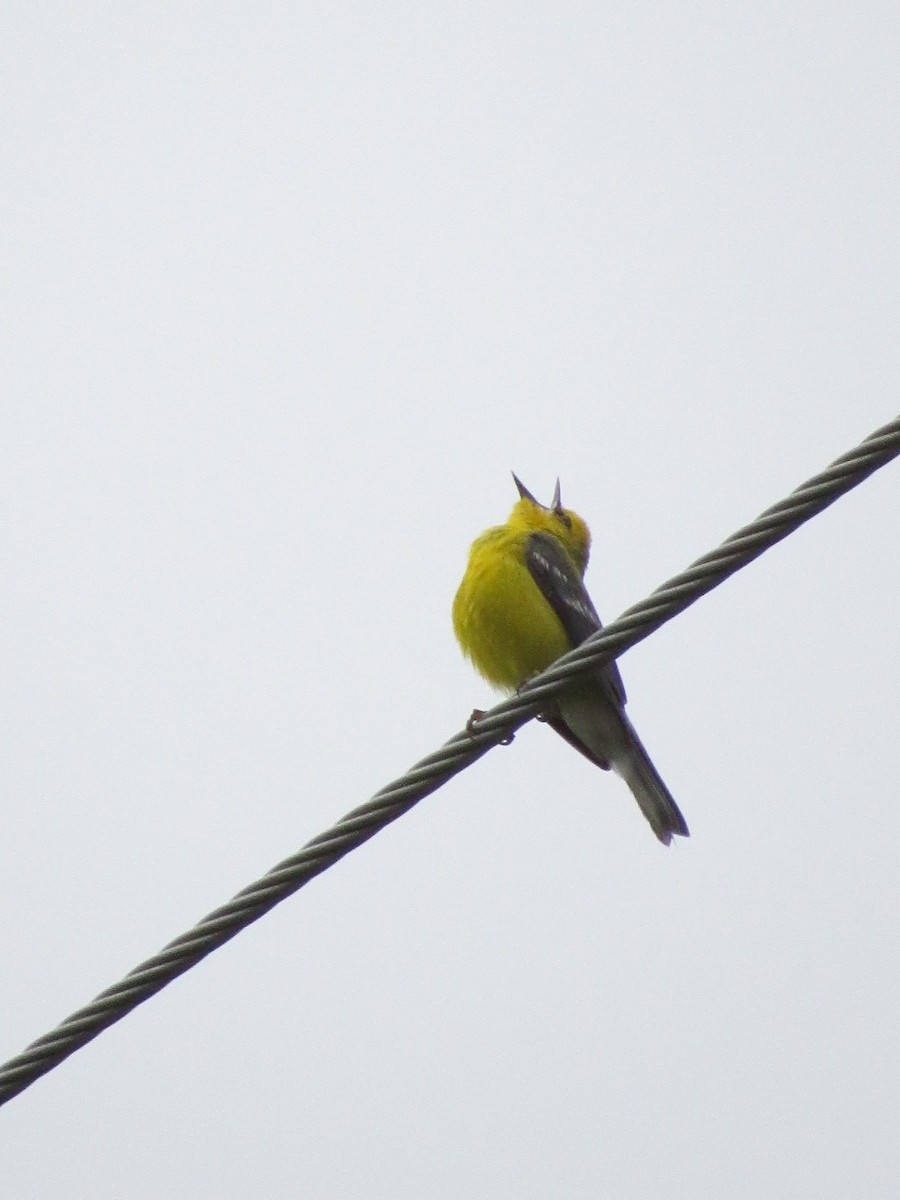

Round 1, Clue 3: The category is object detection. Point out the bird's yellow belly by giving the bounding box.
[452,547,571,691]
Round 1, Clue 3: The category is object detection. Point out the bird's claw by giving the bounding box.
[465,708,515,746]
[465,708,486,734]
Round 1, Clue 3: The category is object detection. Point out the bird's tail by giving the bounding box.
[615,719,690,846]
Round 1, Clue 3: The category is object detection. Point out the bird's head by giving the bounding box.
[510,473,591,573]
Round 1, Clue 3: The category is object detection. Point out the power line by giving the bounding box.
[1,414,898,1107]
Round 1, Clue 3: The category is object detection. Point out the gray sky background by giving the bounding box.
[2,4,899,1197]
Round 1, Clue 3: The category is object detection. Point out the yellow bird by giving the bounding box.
[453,475,689,845]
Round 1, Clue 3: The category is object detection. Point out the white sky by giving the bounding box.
[2,4,899,1197]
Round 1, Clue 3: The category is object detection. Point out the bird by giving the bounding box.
[452,474,689,845]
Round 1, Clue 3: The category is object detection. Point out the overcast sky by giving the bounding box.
[2,4,899,1197]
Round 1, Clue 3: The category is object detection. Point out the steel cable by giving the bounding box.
[1,413,898,1106]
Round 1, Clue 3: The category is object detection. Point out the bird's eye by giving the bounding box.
[556,511,572,529]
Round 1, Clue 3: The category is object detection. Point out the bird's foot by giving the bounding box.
[465,708,486,733]
[465,708,515,745]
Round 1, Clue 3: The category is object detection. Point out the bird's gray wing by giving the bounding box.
[524,530,626,707]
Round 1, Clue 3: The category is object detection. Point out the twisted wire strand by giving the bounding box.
[1,414,898,1107]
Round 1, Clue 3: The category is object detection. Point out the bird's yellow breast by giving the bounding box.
[452,525,572,691]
